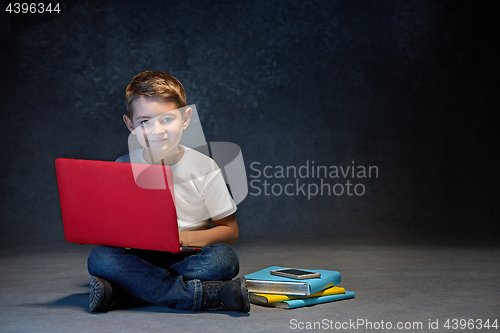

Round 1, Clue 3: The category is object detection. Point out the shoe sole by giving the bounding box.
[237,277,251,313]
[89,276,105,312]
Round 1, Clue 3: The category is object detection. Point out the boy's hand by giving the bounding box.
[179,231,186,247]
[176,214,239,247]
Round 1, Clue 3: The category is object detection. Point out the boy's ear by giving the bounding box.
[182,107,193,130]
[123,115,136,134]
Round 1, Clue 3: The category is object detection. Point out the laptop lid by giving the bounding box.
[55,158,183,252]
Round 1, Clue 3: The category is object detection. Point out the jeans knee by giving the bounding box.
[87,245,123,276]
[203,243,240,279]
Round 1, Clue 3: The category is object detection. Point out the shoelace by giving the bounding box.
[203,284,224,309]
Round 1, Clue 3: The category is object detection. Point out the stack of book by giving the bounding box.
[244,266,355,309]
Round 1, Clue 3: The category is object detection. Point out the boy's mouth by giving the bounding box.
[149,138,168,144]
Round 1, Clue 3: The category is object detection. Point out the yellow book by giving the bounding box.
[250,286,346,305]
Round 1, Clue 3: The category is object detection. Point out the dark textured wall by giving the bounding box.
[0,0,498,246]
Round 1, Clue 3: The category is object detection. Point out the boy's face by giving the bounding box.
[124,97,192,161]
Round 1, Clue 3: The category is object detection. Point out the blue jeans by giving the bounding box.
[87,243,239,311]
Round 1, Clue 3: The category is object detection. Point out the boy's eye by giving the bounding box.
[140,120,150,125]
[162,118,173,123]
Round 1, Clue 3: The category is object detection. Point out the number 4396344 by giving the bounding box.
[444,319,498,330]
[6,3,61,14]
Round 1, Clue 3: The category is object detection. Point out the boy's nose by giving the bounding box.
[151,119,166,134]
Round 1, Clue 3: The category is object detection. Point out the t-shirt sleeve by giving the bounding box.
[203,168,237,220]
[115,154,131,163]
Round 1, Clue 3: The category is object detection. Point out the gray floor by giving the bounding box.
[1,239,499,333]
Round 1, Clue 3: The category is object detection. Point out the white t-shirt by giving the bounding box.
[126,146,237,231]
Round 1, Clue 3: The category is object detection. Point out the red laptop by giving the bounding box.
[55,158,197,252]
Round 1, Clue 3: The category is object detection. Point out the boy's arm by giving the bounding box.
[179,213,239,247]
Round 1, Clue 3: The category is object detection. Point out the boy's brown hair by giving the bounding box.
[125,71,187,118]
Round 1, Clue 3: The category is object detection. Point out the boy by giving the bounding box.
[87,71,250,313]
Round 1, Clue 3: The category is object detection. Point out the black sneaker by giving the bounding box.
[89,276,147,312]
[200,277,250,312]
[89,276,114,312]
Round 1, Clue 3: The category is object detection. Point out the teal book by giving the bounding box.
[271,290,355,309]
[244,266,341,296]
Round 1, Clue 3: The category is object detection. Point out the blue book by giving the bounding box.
[272,291,355,309]
[244,266,341,296]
